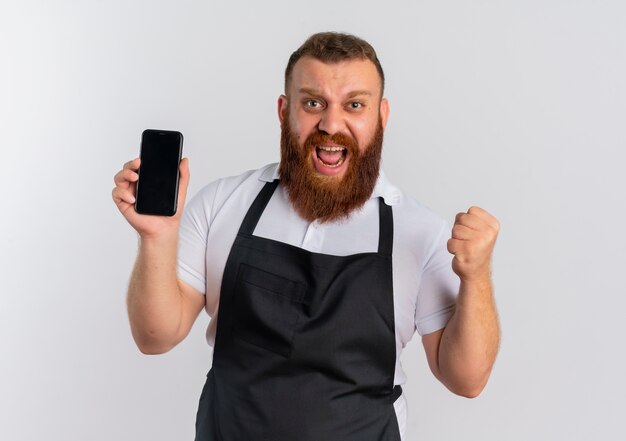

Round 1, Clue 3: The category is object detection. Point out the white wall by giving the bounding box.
[1,1,624,439]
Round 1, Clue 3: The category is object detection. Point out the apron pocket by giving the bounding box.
[232,263,304,357]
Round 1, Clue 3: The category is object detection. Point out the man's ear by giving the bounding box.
[278,95,288,127]
[380,98,390,130]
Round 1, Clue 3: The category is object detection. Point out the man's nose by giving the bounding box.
[317,106,346,135]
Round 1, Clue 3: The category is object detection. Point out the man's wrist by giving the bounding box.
[138,229,179,248]
[458,271,493,290]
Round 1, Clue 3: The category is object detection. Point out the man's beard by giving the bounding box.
[278,115,384,223]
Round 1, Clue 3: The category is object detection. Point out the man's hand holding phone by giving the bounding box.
[112,129,188,239]
[112,156,190,239]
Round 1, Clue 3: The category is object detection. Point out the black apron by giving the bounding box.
[195,181,402,441]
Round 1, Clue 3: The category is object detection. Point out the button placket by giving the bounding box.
[302,220,325,252]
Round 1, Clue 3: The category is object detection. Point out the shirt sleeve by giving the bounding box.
[176,181,220,294]
[414,220,459,336]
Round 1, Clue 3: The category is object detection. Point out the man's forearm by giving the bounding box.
[127,232,184,354]
[438,276,500,397]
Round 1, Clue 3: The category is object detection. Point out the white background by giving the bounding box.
[1,1,624,440]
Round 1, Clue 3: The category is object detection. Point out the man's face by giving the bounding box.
[279,57,389,178]
[277,57,390,223]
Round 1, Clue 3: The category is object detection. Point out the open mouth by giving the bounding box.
[315,145,347,168]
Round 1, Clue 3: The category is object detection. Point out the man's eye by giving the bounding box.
[306,100,321,108]
[349,102,363,109]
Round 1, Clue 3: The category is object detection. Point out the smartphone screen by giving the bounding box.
[135,129,183,216]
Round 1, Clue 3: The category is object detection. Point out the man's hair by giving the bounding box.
[284,32,385,96]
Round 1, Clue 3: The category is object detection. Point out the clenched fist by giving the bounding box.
[447,206,500,283]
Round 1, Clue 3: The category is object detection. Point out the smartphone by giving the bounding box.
[135,129,183,216]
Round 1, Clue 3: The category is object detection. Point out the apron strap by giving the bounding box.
[238,180,279,236]
[377,199,394,257]
[390,385,403,403]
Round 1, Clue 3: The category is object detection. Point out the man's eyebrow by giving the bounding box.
[297,88,372,98]
[298,88,322,97]
[346,90,372,98]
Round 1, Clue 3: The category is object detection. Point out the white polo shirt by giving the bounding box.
[177,163,459,438]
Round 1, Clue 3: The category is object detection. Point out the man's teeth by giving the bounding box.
[316,145,346,168]
[318,146,346,152]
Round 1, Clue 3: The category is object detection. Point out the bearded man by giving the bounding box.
[112,32,501,441]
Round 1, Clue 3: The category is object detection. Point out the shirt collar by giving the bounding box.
[260,163,401,206]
